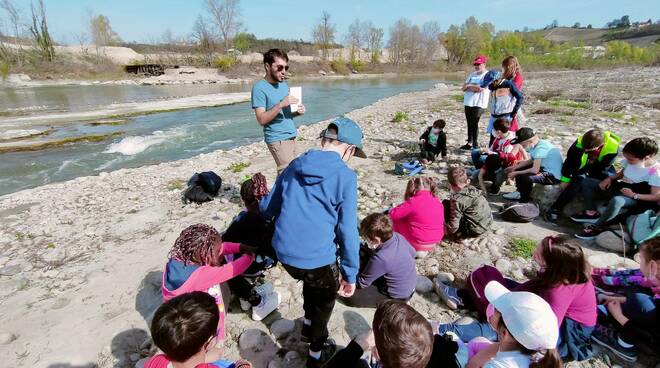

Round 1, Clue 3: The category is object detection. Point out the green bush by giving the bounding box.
[330,58,348,74]
[229,162,250,173]
[0,61,9,80]
[214,54,237,71]
[350,59,364,72]
[392,111,408,123]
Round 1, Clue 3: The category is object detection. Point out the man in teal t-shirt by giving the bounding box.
[251,48,306,174]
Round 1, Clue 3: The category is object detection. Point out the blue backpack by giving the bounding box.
[394,160,424,176]
[627,210,660,246]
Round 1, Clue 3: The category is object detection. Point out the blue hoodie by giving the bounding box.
[260,150,360,283]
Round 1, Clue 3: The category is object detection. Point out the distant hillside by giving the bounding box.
[538,26,660,46]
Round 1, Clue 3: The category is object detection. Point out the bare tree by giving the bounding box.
[388,19,411,65]
[421,21,441,62]
[72,31,89,55]
[363,21,383,63]
[191,15,216,64]
[0,0,23,64]
[89,14,122,48]
[345,19,363,62]
[312,10,336,60]
[29,0,54,62]
[204,0,242,51]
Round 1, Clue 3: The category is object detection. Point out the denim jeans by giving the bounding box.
[550,175,601,213]
[593,195,639,226]
[558,318,594,361]
[438,320,498,342]
[620,292,658,345]
[471,149,487,169]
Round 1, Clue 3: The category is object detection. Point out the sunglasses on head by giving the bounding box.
[273,64,289,72]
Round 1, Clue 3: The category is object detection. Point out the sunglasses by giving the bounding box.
[272,64,289,72]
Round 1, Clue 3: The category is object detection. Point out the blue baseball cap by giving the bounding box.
[480,69,501,88]
[320,117,367,158]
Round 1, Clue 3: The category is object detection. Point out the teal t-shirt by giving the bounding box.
[251,79,297,144]
[527,139,563,179]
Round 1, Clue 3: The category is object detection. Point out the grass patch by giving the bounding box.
[15,232,24,240]
[229,162,250,173]
[405,125,417,132]
[450,94,464,102]
[166,179,185,191]
[392,111,409,123]
[548,98,591,109]
[88,119,129,126]
[599,111,625,119]
[126,209,138,214]
[509,237,537,259]
[628,115,639,125]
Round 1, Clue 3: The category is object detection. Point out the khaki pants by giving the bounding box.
[267,138,297,174]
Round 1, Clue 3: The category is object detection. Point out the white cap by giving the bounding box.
[485,281,559,351]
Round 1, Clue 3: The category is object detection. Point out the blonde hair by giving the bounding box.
[502,55,521,80]
[404,177,438,200]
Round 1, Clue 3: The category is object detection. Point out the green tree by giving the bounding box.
[232,32,256,52]
[90,14,122,47]
[312,11,336,59]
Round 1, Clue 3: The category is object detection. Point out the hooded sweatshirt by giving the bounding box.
[259,150,360,283]
[446,185,493,236]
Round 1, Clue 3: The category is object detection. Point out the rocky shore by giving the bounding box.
[0,67,658,368]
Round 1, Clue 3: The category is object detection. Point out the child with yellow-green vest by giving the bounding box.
[545,128,620,223]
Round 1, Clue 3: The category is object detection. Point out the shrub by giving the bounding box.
[166,179,185,191]
[330,58,348,74]
[0,61,9,80]
[229,162,250,173]
[509,237,536,259]
[214,54,237,71]
[350,59,364,72]
[392,111,408,123]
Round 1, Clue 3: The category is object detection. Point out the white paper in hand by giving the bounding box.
[289,86,302,113]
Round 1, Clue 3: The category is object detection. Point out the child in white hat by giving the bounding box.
[466,281,561,368]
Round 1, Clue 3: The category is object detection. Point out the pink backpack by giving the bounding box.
[467,265,505,319]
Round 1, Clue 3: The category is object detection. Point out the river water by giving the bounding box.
[0,75,459,196]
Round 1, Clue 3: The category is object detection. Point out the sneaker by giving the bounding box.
[488,186,501,195]
[251,291,280,321]
[570,211,601,224]
[591,325,638,362]
[432,278,463,310]
[460,143,472,150]
[543,209,560,224]
[253,281,274,297]
[502,191,521,200]
[575,225,603,240]
[306,340,337,368]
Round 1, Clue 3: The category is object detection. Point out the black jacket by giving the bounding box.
[419,127,447,157]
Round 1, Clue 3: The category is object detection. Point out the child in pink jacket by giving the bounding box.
[389,177,444,256]
[162,224,254,342]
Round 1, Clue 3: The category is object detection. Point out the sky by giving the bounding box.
[3,0,658,44]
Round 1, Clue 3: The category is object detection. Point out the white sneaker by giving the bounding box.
[502,191,521,200]
[239,298,251,312]
[253,281,274,297]
[251,291,281,321]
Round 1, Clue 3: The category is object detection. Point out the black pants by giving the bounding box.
[283,263,340,351]
[514,164,559,203]
[340,284,391,308]
[550,176,600,212]
[464,106,483,147]
[227,276,261,306]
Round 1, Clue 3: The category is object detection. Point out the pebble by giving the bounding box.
[238,329,265,350]
[0,332,17,345]
[495,259,512,274]
[129,353,140,362]
[0,265,21,276]
[435,272,455,283]
[270,319,295,339]
[494,228,505,235]
[416,275,434,293]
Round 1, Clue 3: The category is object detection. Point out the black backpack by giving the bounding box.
[499,202,539,223]
[183,171,222,204]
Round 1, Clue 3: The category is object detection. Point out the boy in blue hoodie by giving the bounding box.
[260,117,366,368]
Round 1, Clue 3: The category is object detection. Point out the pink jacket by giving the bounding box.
[389,190,444,251]
[161,242,254,340]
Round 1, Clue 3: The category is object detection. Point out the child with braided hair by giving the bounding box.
[222,173,281,321]
[162,224,256,342]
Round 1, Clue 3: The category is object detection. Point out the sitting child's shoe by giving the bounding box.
[306,340,337,368]
[570,211,601,224]
[251,291,280,321]
[502,191,521,200]
[433,278,464,310]
[488,185,501,195]
[460,143,472,150]
[575,225,603,240]
[253,281,274,297]
[591,325,638,362]
[543,209,560,224]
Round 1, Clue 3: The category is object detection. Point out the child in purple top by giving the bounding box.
[340,213,417,308]
[437,234,596,362]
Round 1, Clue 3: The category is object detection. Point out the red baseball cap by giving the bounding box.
[473,55,487,65]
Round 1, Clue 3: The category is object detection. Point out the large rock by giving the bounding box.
[238,329,266,350]
[270,319,295,339]
[531,184,584,215]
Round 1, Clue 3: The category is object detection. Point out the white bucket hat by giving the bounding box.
[485,281,559,351]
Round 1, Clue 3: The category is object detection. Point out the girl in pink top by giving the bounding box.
[389,177,444,255]
[161,224,254,341]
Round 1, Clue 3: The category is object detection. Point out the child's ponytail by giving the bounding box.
[529,348,561,368]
